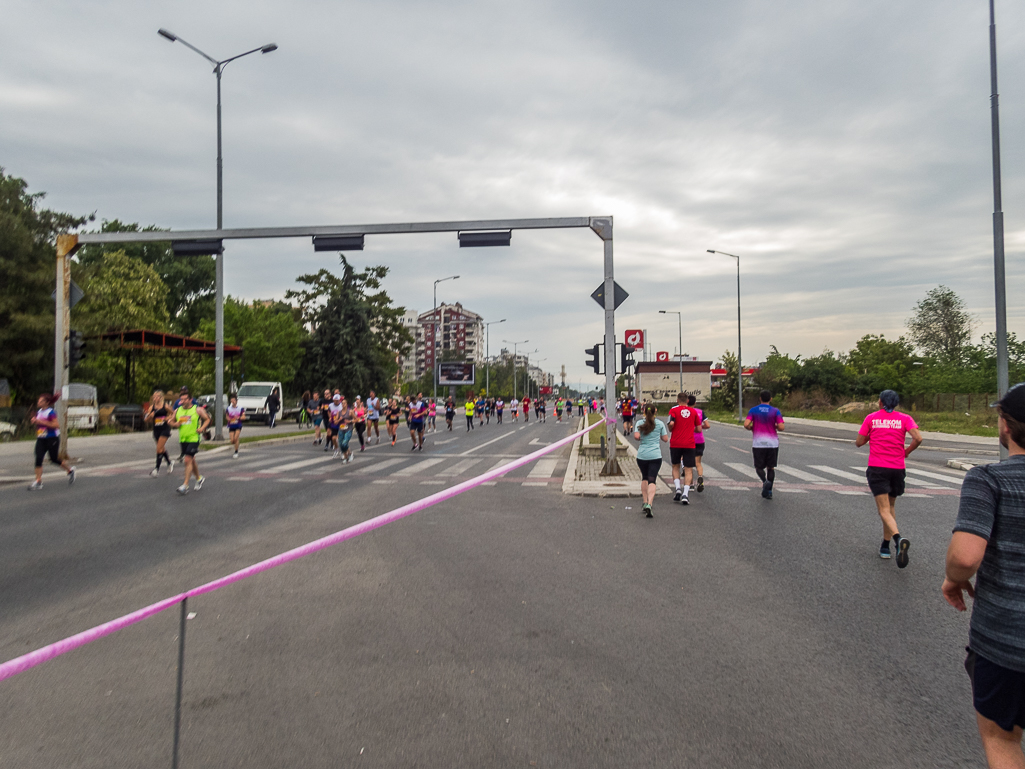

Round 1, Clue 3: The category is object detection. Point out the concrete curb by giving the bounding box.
[563,419,671,498]
[946,457,999,471]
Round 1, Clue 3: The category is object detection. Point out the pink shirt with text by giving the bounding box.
[858,410,918,469]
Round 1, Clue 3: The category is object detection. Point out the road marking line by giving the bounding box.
[834,490,869,495]
[810,466,866,483]
[262,456,336,473]
[846,466,942,488]
[276,478,302,483]
[323,479,349,484]
[458,431,517,456]
[775,465,831,484]
[391,458,445,476]
[905,468,964,485]
[521,482,550,487]
[724,462,761,480]
[904,493,932,498]
[774,488,808,493]
[696,463,727,478]
[420,480,445,485]
[719,486,748,491]
[436,458,482,477]
[526,459,558,478]
[372,480,390,484]
[350,457,406,475]
[227,477,252,482]
[481,481,497,486]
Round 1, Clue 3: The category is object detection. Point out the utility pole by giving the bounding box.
[989,0,1009,461]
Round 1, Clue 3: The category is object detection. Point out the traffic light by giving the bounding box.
[620,343,637,373]
[69,330,86,367]
[585,345,601,374]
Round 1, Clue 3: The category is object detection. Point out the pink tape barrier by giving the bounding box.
[0,417,606,683]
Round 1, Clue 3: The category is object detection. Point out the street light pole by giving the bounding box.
[158,29,277,441]
[708,250,743,422]
[484,319,506,396]
[988,0,1010,461]
[504,339,528,400]
[658,309,683,391]
[431,275,459,404]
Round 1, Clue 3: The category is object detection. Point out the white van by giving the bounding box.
[63,383,99,432]
[234,381,285,423]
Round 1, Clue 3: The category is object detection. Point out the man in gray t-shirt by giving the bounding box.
[944,383,1025,766]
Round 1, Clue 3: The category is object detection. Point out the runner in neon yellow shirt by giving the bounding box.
[169,389,211,495]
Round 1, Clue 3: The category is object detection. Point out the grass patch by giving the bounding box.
[586,412,611,444]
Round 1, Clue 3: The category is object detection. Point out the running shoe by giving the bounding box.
[176,484,189,495]
[194,476,205,491]
[896,538,910,569]
[411,444,417,451]
[167,458,175,474]
[360,445,365,452]
[761,481,771,499]
[233,452,239,459]
[673,489,682,503]
[879,544,891,559]
[643,503,653,518]
[333,450,340,458]
[391,439,396,446]
[150,468,160,477]
[680,494,689,506]
[68,466,76,485]
[27,481,42,491]
[696,476,704,493]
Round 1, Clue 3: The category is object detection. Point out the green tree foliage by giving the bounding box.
[0,169,91,404]
[197,298,306,389]
[77,250,170,333]
[708,350,739,412]
[907,285,974,364]
[77,220,215,334]
[790,350,854,399]
[752,346,799,396]
[287,257,413,398]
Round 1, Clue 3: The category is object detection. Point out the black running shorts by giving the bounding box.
[694,442,705,457]
[866,466,905,497]
[181,441,200,457]
[34,437,60,468]
[153,426,172,440]
[670,447,696,468]
[966,648,1025,732]
[752,447,779,471]
[636,458,662,483]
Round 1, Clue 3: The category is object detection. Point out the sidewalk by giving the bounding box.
[562,419,671,498]
[782,416,999,447]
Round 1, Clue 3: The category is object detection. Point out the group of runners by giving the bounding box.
[628,387,924,570]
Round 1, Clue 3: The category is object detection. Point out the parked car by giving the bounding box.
[64,383,99,432]
[112,403,145,431]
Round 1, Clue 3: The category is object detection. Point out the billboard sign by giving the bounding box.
[437,361,475,385]
[656,351,670,362]
[624,329,644,349]
[539,386,553,395]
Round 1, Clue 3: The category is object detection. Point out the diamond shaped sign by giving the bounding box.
[591,281,629,311]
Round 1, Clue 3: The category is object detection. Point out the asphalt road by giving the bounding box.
[0,414,983,768]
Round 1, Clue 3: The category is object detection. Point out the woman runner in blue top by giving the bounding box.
[633,404,669,518]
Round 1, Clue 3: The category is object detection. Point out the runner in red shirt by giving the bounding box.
[667,392,703,505]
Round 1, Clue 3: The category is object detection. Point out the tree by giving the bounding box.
[287,257,413,397]
[196,298,306,389]
[751,346,799,396]
[77,250,170,333]
[708,350,739,412]
[76,220,216,334]
[790,350,853,401]
[0,169,91,404]
[907,286,974,363]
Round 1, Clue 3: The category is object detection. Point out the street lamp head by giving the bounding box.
[158,28,178,42]
[658,310,666,314]
[261,43,278,53]
[706,249,715,254]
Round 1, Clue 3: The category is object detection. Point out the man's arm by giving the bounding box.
[942,531,988,611]
[198,406,212,432]
[905,428,923,457]
[743,418,753,431]
[855,433,868,447]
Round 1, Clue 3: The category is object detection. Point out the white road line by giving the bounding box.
[323,479,349,484]
[420,480,445,485]
[835,490,869,496]
[775,488,808,493]
[371,480,390,485]
[261,455,336,473]
[391,458,445,476]
[276,478,302,483]
[486,458,514,476]
[904,493,933,498]
[458,431,516,456]
[227,477,252,482]
[775,466,831,484]
[696,463,727,479]
[526,459,559,478]
[350,457,406,475]
[724,462,762,480]
[436,458,483,477]
[905,468,964,485]
[810,466,866,483]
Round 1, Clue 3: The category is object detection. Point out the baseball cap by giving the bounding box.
[333,394,341,402]
[179,386,190,395]
[993,383,1025,423]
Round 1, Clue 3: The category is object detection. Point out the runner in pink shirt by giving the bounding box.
[855,389,923,567]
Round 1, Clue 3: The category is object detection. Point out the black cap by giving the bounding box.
[179,386,190,395]
[993,383,1025,423]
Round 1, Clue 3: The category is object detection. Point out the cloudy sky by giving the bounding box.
[4,0,1024,387]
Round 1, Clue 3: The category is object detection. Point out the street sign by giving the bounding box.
[590,281,629,311]
[51,280,85,309]
[625,329,644,349]
[656,351,670,362]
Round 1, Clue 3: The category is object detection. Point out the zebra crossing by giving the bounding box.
[680,460,964,498]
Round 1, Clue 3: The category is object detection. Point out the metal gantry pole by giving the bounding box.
[54,235,75,460]
[214,66,225,441]
[989,0,1010,461]
[594,218,619,475]
[735,255,743,423]
[172,597,188,769]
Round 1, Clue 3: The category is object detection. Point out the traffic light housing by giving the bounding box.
[585,345,601,374]
[620,343,637,373]
[69,330,86,367]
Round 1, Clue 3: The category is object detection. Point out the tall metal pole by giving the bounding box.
[214,66,225,441]
[593,217,618,475]
[989,0,1010,461]
[678,313,683,391]
[736,255,743,423]
[54,235,76,460]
